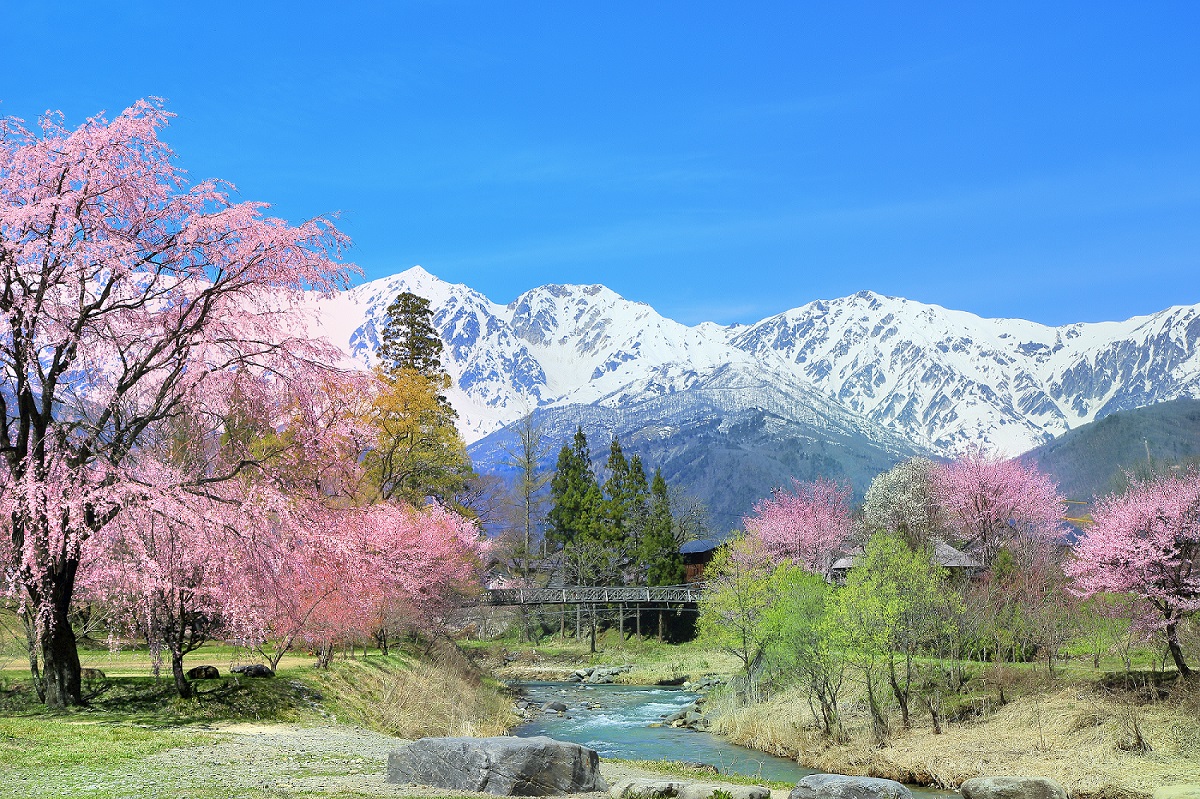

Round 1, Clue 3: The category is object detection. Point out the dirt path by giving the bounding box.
[71,721,787,799]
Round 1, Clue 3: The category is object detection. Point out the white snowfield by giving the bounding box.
[305,266,1200,457]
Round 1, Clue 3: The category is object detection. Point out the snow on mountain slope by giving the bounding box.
[307,267,1200,456]
[732,291,1200,454]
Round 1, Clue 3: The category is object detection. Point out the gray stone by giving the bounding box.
[678,784,769,799]
[1154,787,1200,799]
[609,778,686,798]
[386,735,607,796]
[542,701,568,713]
[959,777,1067,799]
[790,774,913,799]
[230,664,274,678]
[186,665,220,680]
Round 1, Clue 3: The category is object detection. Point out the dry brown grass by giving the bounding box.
[311,648,517,740]
[710,677,1200,798]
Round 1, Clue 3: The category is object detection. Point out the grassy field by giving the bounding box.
[0,610,519,799]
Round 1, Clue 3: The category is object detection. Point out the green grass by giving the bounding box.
[0,716,211,770]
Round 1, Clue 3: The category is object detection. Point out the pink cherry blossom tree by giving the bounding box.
[80,481,264,698]
[1066,473,1200,677]
[932,450,1065,566]
[0,100,352,707]
[250,501,484,669]
[745,478,852,573]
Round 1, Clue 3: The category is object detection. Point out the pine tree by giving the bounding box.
[643,469,684,585]
[547,428,602,550]
[377,291,447,381]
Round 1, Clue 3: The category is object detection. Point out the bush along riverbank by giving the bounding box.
[705,670,1200,799]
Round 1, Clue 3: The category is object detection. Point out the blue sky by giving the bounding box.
[3,2,1198,326]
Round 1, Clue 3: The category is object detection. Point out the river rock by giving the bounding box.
[610,778,687,798]
[386,735,607,796]
[959,777,1067,799]
[790,774,913,799]
[679,784,769,799]
[186,665,219,680]
[542,701,568,713]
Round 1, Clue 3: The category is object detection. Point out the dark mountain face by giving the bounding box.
[1020,398,1200,503]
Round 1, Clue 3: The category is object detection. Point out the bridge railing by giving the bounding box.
[483,584,703,606]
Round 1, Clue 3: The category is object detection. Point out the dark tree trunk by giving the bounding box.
[924,697,942,734]
[171,650,193,699]
[19,609,45,702]
[37,562,83,709]
[1165,620,1192,677]
[887,657,910,729]
[40,614,82,709]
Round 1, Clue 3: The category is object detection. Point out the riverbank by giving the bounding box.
[470,638,1200,799]
[710,677,1200,799]
[2,716,794,799]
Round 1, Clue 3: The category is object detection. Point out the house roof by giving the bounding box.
[680,538,723,555]
[933,540,982,569]
[828,540,981,573]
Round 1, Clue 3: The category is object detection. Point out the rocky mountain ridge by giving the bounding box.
[307,266,1200,459]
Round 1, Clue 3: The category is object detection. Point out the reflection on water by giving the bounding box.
[510,681,952,797]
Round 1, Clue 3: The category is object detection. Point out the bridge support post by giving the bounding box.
[559,603,565,640]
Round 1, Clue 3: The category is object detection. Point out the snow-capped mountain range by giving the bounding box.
[307,266,1200,459]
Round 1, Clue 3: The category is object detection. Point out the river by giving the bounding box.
[511,681,951,797]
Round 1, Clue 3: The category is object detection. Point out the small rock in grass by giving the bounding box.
[678,783,769,799]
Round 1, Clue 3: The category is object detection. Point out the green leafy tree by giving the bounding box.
[831,533,961,739]
[764,564,846,740]
[697,535,777,675]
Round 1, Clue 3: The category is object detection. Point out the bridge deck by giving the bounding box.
[484,585,702,606]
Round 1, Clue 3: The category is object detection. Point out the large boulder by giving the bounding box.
[230,664,274,678]
[386,736,607,796]
[186,665,220,680]
[959,777,1067,799]
[790,774,913,799]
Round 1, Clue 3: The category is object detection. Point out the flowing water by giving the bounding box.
[511,681,951,797]
[513,680,812,782]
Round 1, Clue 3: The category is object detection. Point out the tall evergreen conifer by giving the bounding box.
[644,469,684,585]
[547,427,602,549]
